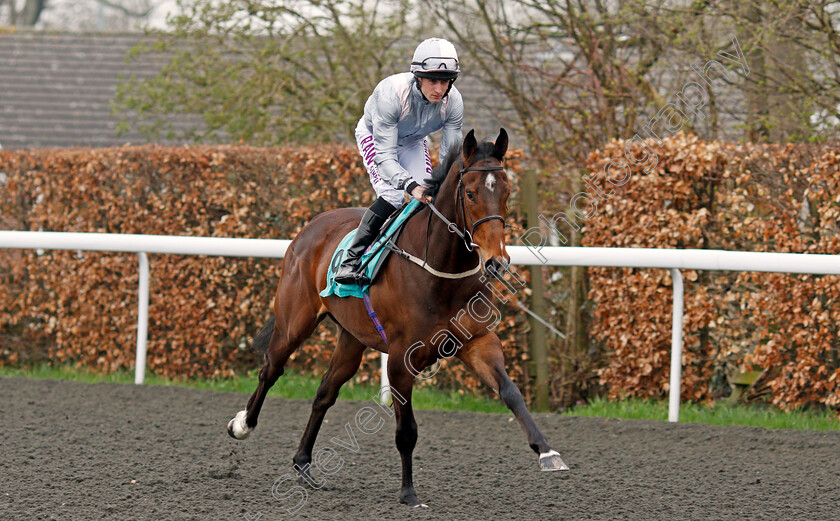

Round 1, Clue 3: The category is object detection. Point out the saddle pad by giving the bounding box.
[320,199,422,299]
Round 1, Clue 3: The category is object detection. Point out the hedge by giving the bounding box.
[0,144,530,395]
[3,136,838,412]
[584,133,840,411]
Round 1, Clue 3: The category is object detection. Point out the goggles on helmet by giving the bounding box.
[411,56,460,80]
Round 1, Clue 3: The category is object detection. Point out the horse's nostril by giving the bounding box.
[485,258,503,277]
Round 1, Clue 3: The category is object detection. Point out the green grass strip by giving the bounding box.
[0,364,508,414]
[2,365,837,429]
[563,396,839,431]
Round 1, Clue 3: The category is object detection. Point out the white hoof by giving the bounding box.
[227,410,253,440]
[539,450,569,471]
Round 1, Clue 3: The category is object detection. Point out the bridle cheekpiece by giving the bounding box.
[455,164,507,251]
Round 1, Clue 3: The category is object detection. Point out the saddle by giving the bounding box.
[320,199,425,299]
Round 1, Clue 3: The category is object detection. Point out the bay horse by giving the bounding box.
[227,128,568,508]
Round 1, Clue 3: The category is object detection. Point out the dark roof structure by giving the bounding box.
[0,30,512,151]
[0,31,183,149]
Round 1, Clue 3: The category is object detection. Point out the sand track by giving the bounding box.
[1,377,838,520]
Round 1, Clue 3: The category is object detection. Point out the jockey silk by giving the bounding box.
[355,72,463,203]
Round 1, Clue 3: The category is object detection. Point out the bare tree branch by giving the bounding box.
[95,0,159,18]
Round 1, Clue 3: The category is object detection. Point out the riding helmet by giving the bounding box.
[410,38,460,81]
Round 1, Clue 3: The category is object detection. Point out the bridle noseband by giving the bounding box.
[427,163,507,253]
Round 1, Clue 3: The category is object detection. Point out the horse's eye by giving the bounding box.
[466,190,475,202]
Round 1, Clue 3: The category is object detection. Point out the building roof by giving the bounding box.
[0,30,512,150]
[0,31,188,149]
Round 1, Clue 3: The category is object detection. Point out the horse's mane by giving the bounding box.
[426,140,499,197]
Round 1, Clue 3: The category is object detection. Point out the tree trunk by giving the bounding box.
[768,9,809,142]
[741,3,769,142]
[523,167,549,411]
[563,175,588,404]
[7,0,16,25]
[12,0,46,26]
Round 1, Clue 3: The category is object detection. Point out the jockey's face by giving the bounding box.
[417,77,450,104]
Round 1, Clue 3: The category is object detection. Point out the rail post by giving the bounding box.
[668,268,684,422]
[135,252,149,385]
[380,353,392,405]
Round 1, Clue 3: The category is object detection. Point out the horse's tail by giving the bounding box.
[251,314,275,355]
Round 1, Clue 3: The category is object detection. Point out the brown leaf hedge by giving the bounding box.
[584,133,840,411]
[0,145,530,394]
[2,137,838,412]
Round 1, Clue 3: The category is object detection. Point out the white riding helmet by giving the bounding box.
[410,38,460,81]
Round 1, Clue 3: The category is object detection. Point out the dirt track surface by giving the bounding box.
[1,377,838,521]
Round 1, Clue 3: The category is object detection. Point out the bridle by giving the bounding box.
[427,162,507,252]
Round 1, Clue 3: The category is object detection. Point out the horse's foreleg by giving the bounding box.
[457,334,569,472]
[387,355,425,507]
[228,306,322,440]
[292,328,366,485]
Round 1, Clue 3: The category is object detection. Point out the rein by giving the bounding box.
[387,242,482,279]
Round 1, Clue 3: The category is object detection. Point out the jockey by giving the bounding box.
[333,37,464,285]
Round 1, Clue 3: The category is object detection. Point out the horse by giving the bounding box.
[227,128,569,508]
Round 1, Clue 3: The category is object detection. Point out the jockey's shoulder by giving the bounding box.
[375,72,414,92]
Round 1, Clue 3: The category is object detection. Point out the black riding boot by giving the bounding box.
[333,197,396,285]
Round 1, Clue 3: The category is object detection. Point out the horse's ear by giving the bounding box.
[493,128,508,160]
[463,129,477,161]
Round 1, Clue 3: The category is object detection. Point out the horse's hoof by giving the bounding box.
[296,466,313,487]
[227,410,252,440]
[539,450,569,471]
[400,491,427,508]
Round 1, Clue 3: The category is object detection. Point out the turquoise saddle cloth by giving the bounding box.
[319,200,421,299]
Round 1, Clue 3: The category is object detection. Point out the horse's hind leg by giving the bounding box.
[457,333,569,472]
[227,292,323,440]
[292,327,366,484]
[385,351,431,507]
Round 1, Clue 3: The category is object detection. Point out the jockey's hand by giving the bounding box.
[411,185,432,204]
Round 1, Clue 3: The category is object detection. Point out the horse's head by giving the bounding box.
[455,128,511,275]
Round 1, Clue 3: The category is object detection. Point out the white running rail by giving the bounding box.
[3,230,840,422]
[0,232,291,385]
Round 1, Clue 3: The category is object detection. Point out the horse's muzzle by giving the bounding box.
[485,255,510,278]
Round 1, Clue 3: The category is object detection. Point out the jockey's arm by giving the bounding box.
[371,90,414,193]
[439,88,464,164]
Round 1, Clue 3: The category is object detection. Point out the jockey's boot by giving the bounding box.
[333,197,396,286]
